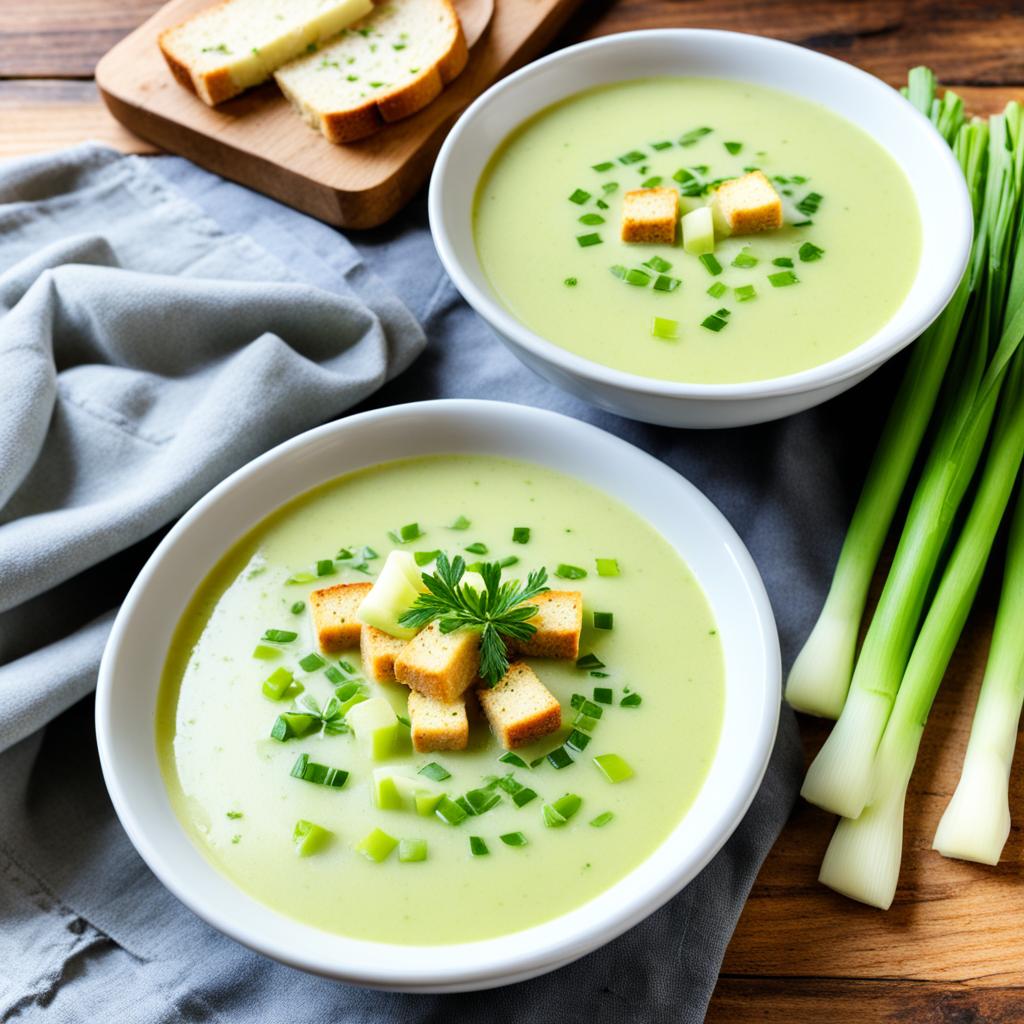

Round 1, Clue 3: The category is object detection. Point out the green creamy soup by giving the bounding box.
[474,77,922,384]
[157,455,724,944]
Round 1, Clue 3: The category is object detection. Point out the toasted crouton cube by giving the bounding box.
[478,662,561,750]
[621,187,678,244]
[407,690,469,752]
[394,621,481,703]
[711,171,783,235]
[511,590,583,660]
[361,624,408,683]
[309,582,372,653]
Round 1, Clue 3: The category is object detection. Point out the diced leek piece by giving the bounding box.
[414,790,444,816]
[435,795,468,826]
[262,667,295,701]
[469,835,489,856]
[357,827,398,863]
[590,811,615,828]
[270,712,319,742]
[418,761,451,782]
[500,831,528,847]
[356,550,424,639]
[682,205,715,255]
[346,697,399,760]
[552,793,582,820]
[373,768,405,810]
[512,787,538,807]
[293,819,332,857]
[595,558,620,577]
[336,691,368,717]
[710,195,733,238]
[251,644,281,661]
[593,753,635,783]
[398,838,428,863]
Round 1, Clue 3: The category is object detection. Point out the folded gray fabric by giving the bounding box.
[0,145,825,1023]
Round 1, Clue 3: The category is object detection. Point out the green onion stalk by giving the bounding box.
[932,483,1024,864]
[800,106,1024,819]
[785,78,983,721]
[818,351,1024,908]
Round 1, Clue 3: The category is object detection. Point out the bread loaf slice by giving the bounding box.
[159,0,372,106]
[274,0,468,144]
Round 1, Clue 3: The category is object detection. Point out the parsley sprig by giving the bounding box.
[398,552,549,685]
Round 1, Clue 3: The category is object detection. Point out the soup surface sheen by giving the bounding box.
[474,77,922,384]
[158,455,724,944]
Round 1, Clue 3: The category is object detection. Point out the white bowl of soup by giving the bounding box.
[96,399,779,991]
[429,30,972,428]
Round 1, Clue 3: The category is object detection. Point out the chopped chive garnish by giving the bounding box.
[464,541,488,555]
[772,257,794,267]
[543,793,582,827]
[624,269,651,286]
[593,686,613,704]
[285,571,317,584]
[547,746,574,769]
[618,149,646,165]
[724,141,743,155]
[499,751,529,768]
[651,317,678,340]
[336,547,355,560]
[701,314,728,332]
[397,714,411,727]
[566,729,592,752]
[593,611,614,630]
[601,181,619,194]
[469,836,489,856]
[324,665,345,684]
[398,522,421,542]
[792,219,814,227]
[435,796,467,825]
[650,140,673,151]
[568,189,591,205]
[362,546,378,561]
[706,281,727,298]
[643,255,672,273]
[464,787,502,815]
[455,796,474,816]
[498,555,519,569]
[289,753,348,788]
[641,176,663,188]
[555,563,587,580]
[500,831,528,847]
[592,160,614,172]
[226,810,243,819]
[398,838,427,863]
[262,628,297,643]
[731,250,758,269]
[595,199,609,210]
[270,712,319,742]
[251,644,281,660]
[290,601,304,614]
[512,787,538,807]
[735,284,757,302]
[768,270,800,287]
[574,712,599,732]
[652,274,681,292]
[698,254,723,276]
[590,811,615,828]
[576,696,604,718]
[335,680,362,701]
[419,761,451,781]
[796,191,823,215]
[496,774,523,795]
[293,819,332,856]
[590,670,609,678]
[577,233,603,248]
[798,241,825,262]
[570,693,586,710]
[316,559,334,576]
[338,659,355,673]
[298,652,326,672]
[621,693,643,707]
[593,753,635,783]
[262,667,295,701]
[679,126,712,146]
[579,213,605,225]
[512,527,530,544]
[449,515,471,530]
[357,827,398,862]
[564,277,578,287]
[715,307,731,318]
[610,265,626,280]
[414,549,440,566]
[595,558,619,577]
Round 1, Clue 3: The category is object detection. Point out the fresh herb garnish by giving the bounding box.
[398,553,549,684]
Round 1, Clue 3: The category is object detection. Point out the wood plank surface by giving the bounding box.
[4,1,1024,1020]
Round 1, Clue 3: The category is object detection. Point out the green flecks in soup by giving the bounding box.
[156,456,724,944]
[473,77,922,384]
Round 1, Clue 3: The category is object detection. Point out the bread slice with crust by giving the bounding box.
[274,0,468,144]
[510,591,583,660]
[159,0,372,106]
[477,662,562,750]
[309,581,372,653]
[407,690,468,753]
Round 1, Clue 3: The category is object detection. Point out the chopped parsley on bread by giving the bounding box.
[159,0,372,106]
[309,581,371,652]
[477,662,562,750]
[274,0,468,144]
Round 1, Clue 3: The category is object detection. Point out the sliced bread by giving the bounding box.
[159,0,372,106]
[274,0,468,144]
[477,662,562,750]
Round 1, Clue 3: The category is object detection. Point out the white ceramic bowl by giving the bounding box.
[96,399,780,991]
[429,30,972,429]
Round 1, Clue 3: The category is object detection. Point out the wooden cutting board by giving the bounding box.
[96,0,582,228]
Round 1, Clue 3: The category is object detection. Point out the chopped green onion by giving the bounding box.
[618,149,646,165]
[262,628,297,643]
[594,686,613,704]
[566,729,592,751]
[414,549,440,566]
[593,611,614,630]
[620,693,643,708]
[641,176,663,188]
[798,241,825,262]
[652,274,681,292]
[592,160,614,172]
[543,793,582,827]
[698,254,723,276]
[398,838,427,863]
[735,284,757,302]
[590,811,615,828]
[579,213,605,225]
[449,515,471,530]
[569,188,591,205]
[724,141,743,155]
[398,522,421,542]
[419,761,451,782]
[289,753,348,788]
[498,555,519,569]
[595,199,609,210]
[651,316,679,340]
[564,277,578,287]
[643,255,673,273]
[464,541,488,555]
[500,831,528,847]
[335,680,363,701]
[555,563,587,580]
[772,257,794,267]
[270,712,319,741]
[625,269,651,287]
[512,787,538,807]
[292,819,332,856]
[357,827,398,863]
[316,559,334,577]
[512,527,530,544]
[578,696,604,718]
[574,712,600,732]
[796,191,823,215]
[570,693,586,710]
[731,249,758,269]
[323,665,345,684]
[262,667,295,701]
[285,571,317,585]
[679,126,712,146]
[650,140,672,151]
[768,270,800,287]
[701,314,728,332]
[464,787,502,815]
[499,751,529,769]
[251,644,281,660]
[290,601,305,615]
[593,753,635,783]
[434,796,467,826]
[575,654,605,672]
[298,652,326,672]
[547,746,574,769]
[602,181,619,194]
[706,281,727,299]
[610,265,626,280]
[577,233,602,248]
[469,835,489,856]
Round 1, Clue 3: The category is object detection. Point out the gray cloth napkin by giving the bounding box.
[0,144,823,1023]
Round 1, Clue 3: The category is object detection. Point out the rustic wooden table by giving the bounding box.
[4,2,1023,1020]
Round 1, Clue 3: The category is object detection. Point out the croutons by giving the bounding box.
[361,624,409,683]
[621,187,679,244]
[407,690,469,753]
[309,582,372,653]
[511,591,583,660]
[477,662,562,750]
[394,621,481,703]
[711,170,783,235]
